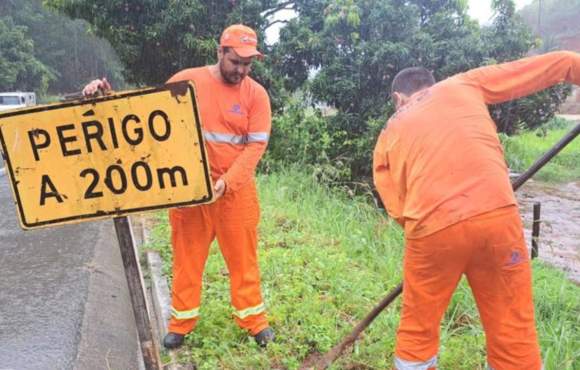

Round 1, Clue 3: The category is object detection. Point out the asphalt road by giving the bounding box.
[0,172,141,369]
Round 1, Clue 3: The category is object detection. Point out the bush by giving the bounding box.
[499,118,580,182]
[491,84,572,134]
[263,98,385,187]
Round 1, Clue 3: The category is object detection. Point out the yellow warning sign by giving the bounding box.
[0,82,213,229]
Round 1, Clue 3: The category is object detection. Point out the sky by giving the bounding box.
[468,0,535,24]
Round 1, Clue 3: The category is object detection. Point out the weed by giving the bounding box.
[143,168,579,369]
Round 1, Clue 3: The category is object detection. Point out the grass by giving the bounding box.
[144,167,580,370]
[501,117,580,183]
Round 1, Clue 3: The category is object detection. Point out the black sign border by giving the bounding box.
[0,82,213,229]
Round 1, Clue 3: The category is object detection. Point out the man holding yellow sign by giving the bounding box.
[84,24,274,350]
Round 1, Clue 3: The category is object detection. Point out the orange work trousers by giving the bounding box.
[167,181,269,336]
[394,206,542,370]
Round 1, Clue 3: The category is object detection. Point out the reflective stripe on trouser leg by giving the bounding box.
[233,302,266,320]
[171,306,200,320]
[168,206,214,335]
[395,355,437,370]
[215,181,269,335]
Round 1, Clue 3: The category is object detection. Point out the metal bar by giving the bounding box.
[532,202,541,259]
[511,123,580,191]
[114,216,161,370]
[311,284,403,369]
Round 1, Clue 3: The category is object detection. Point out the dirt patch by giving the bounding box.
[517,181,580,283]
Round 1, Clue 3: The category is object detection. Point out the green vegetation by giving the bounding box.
[0,0,124,97]
[145,168,579,369]
[501,118,580,182]
[0,17,52,94]
[48,0,572,184]
[45,0,272,88]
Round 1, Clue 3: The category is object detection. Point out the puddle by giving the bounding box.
[517,180,580,283]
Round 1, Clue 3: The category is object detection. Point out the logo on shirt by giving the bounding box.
[229,104,243,115]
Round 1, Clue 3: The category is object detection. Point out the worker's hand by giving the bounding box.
[214,178,227,199]
[82,78,112,97]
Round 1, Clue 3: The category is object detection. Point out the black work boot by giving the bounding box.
[254,327,275,348]
[163,332,185,349]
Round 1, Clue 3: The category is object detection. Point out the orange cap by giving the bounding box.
[220,24,263,59]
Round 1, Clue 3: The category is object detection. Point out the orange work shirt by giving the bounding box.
[167,67,271,192]
[373,51,580,239]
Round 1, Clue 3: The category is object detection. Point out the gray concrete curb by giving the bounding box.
[146,250,171,340]
[132,216,171,343]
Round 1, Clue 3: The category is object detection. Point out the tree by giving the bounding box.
[267,0,572,182]
[484,0,572,133]
[46,1,281,84]
[46,0,292,108]
[0,17,53,93]
[1,0,125,95]
[270,0,487,181]
[46,0,573,183]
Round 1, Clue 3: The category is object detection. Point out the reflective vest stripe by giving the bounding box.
[232,303,266,319]
[204,132,245,144]
[246,132,269,143]
[203,131,269,145]
[394,355,437,370]
[171,306,200,320]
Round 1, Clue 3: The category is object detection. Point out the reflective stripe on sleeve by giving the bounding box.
[246,132,270,143]
[204,132,245,144]
[394,355,437,370]
[203,131,269,145]
[232,303,266,319]
[171,306,200,320]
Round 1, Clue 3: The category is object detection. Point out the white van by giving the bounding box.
[0,92,37,112]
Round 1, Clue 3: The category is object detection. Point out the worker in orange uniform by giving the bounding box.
[373,51,580,370]
[83,24,274,350]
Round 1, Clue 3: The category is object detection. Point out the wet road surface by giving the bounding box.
[0,171,140,369]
